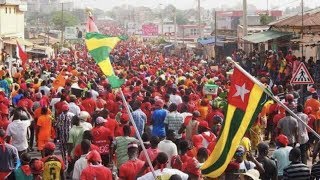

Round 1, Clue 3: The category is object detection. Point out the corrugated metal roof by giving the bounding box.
[270,9,320,27]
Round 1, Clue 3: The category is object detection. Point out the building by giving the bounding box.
[0,0,31,57]
[27,0,73,13]
[237,25,270,51]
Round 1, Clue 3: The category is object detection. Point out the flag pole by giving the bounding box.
[119,89,157,179]
[228,57,320,140]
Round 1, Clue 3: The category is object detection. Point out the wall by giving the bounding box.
[0,5,24,37]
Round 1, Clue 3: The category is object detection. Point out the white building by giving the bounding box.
[0,0,29,57]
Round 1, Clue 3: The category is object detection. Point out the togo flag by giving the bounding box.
[201,66,267,178]
[85,32,121,76]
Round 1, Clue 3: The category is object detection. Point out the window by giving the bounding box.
[5,7,7,14]
[9,7,11,14]
[191,29,198,36]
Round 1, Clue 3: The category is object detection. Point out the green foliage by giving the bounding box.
[51,11,79,29]
[259,14,273,25]
[176,10,189,25]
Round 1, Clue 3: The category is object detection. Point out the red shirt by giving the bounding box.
[74,144,99,158]
[92,126,112,155]
[273,113,285,126]
[80,164,112,180]
[139,148,159,162]
[104,118,118,137]
[81,98,97,115]
[119,159,145,180]
[115,124,135,137]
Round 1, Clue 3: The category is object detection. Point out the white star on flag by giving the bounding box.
[232,83,250,102]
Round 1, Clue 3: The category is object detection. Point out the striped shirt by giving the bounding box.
[283,162,310,180]
[164,111,184,139]
[311,161,320,180]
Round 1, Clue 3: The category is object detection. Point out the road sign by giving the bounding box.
[290,63,314,84]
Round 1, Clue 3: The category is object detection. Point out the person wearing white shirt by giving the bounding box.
[6,108,33,155]
[68,95,81,116]
[79,111,92,131]
[89,89,99,100]
[169,89,182,105]
[157,130,178,168]
[72,139,91,180]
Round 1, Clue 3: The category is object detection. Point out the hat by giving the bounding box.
[62,104,69,111]
[127,142,139,149]
[276,134,289,146]
[120,113,129,122]
[192,135,203,148]
[96,116,106,124]
[44,142,56,151]
[86,150,102,162]
[79,111,90,121]
[199,121,210,130]
[240,169,260,180]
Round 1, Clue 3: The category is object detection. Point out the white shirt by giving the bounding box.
[239,160,256,172]
[69,102,81,116]
[169,94,182,105]
[296,112,309,144]
[81,121,93,131]
[158,140,178,168]
[137,168,188,180]
[39,86,51,96]
[89,89,99,100]
[72,154,88,180]
[6,119,31,151]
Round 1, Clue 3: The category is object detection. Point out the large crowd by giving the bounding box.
[0,24,320,180]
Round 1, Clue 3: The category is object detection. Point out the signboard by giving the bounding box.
[290,63,314,84]
[64,27,78,40]
[203,84,218,95]
[142,24,158,36]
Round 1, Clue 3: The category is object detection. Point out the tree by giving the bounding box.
[259,14,273,25]
[51,11,79,29]
[176,10,189,25]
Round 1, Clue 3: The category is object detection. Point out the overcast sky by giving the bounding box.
[82,0,319,11]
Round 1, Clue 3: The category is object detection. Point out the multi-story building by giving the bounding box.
[0,0,31,57]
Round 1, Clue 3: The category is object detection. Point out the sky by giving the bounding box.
[81,0,319,11]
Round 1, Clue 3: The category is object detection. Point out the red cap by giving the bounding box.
[86,150,102,162]
[120,113,129,122]
[44,142,56,151]
[276,134,289,146]
[30,160,44,175]
[199,121,210,130]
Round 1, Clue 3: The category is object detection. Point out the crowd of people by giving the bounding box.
[0,23,320,180]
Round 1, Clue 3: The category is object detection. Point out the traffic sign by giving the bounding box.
[290,63,314,84]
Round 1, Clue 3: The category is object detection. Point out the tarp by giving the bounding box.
[197,37,224,46]
[242,30,292,44]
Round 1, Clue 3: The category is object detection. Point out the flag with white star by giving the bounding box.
[201,67,267,178]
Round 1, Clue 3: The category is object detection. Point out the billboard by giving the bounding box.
[64,27,78,40]
[142,24,158,36]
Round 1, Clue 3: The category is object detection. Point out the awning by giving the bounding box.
[197,37,224,46]
[242,30,292,43]
[3,38,33,46]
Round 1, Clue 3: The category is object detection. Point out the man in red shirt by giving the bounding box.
[115,113,135,137]
[54,95,68,117]
[92,117,113,166]
[119,142,145,180]
[81,92,97,115]
[100,109,118,138]
[80,150,112,180]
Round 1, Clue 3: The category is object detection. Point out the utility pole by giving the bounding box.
[61,2,64,47]
[198,0,202,38]
[243,0,248,52]
[174,7,177,45]
[301,0,304,57]
[160,4,164,37]
[214,10,217,61]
